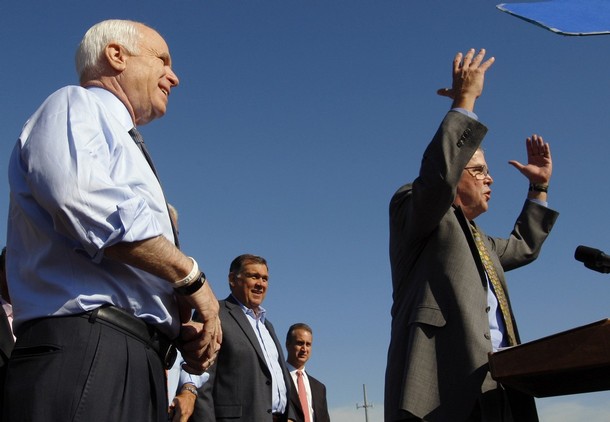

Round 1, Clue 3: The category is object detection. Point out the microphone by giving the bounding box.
[574,245,610,274]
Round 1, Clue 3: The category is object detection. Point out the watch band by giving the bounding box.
[529,183,548,193]
[174,272,206,296]
[181,384,198,397]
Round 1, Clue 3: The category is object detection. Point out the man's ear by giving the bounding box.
[104,42,128,72]
[228,272,236,288]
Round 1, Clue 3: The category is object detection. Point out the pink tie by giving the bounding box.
[296,370,311,422]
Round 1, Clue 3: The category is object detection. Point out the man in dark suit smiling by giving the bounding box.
[194,254,295,422]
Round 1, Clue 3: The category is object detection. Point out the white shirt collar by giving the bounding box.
[86,86,134,131]
[287,362,307,374]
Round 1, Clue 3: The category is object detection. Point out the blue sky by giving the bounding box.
[2,1,610,420]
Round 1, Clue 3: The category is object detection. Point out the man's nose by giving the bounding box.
[167,67,179,87]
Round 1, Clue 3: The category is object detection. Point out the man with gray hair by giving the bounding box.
[3,20,221,422]
[385,49,558,421]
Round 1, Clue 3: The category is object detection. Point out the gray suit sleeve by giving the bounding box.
[490,199,559,272]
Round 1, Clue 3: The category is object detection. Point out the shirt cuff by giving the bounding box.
[528,198,548,208]
[452,108,478,121]
[180,370,210,389]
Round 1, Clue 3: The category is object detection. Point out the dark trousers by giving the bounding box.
[468,387,538,422]
[2,314,168,422]
[394,387,534,422]
[467,388,513,422]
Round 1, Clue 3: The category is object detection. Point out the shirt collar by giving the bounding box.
[85,86,134,132]
[287,362,306,373]
[231,294,267,323]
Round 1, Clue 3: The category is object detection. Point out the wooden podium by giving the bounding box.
[488,319,610,397]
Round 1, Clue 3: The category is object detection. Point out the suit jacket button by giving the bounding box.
[485,306,491,313]
[266,380,271,385]
[484,333,491,340]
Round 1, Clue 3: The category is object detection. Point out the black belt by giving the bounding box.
[84,305,177,369]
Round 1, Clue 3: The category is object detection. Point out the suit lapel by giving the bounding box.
[308,375,319,419]
[224,296,268,370]
[289,376,303,415]
[455,210,520,341]
[454,206,488,289]
[0,305,13,360]
[472,224,509,287]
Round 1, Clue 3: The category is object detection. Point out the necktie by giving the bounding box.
[471,225,517,346]
[128,128,180,248]
[129,127,159,177]
[296,370,311,422]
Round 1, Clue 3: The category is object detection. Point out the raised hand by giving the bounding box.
[508,134,552,185]
[437,48,495,112]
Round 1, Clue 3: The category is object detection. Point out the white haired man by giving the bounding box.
[3,20,221,422]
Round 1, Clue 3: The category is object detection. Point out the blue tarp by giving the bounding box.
[497,1,610,36]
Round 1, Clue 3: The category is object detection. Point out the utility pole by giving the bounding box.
[356,384,373,422]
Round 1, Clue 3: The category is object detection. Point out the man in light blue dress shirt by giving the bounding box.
[3,20,221,422]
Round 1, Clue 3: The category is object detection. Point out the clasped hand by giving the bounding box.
[177,283,222,374]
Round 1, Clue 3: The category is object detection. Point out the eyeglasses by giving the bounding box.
[464,165,490,180]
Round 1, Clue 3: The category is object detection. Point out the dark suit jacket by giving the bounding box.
[385,111,559,422]
[288,371,330,422]
[194,295,295,422]
[0,305,14,410]
[0,305,13,366]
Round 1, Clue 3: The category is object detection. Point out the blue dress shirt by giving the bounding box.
[232,295,288,414]
[7,86,179,337]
